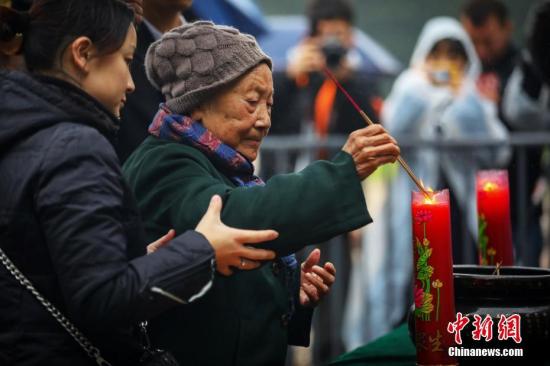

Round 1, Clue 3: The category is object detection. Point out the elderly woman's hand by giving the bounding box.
[342,124,400,180]
[146,229,176,254]
[299,249,336,308]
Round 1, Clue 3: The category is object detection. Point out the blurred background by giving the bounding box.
[256,0,532,64]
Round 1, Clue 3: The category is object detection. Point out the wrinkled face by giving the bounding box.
[192,63,273,162]
[81,24,136,117]
[461,15,512,67]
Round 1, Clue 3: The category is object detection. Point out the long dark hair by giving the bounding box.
[0,0,134,71]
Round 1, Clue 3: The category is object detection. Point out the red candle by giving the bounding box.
[412,189,457,366]
[476,170,514,266]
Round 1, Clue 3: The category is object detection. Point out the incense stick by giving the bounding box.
[323,67,431,198]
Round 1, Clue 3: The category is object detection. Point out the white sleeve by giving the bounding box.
[503,66,550,131]
[382,70,436,136]
[440,83,511,167]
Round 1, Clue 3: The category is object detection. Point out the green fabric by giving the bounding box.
[123,136,372,366]
[329,324,416,366]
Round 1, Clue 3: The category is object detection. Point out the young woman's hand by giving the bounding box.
[195,195,277,275]
[146,196,277,275]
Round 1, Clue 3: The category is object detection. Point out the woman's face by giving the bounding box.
[80,24,137,117]
[194,63,273,162]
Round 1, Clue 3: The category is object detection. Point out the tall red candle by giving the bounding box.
[412,189,457,366]
[476,170,514,266]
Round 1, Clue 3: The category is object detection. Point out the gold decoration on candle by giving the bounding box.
[432,279,443,321]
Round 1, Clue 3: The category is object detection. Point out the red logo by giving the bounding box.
[447,313,522,344]
[447,312,470,344]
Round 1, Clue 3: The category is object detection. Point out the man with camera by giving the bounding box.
[268,0,380,167]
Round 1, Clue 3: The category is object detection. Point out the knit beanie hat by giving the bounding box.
[145,21,272,115]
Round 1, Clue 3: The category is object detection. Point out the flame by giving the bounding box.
[418,179,435,203]
[483,181,498,192]
[423,186,436,204]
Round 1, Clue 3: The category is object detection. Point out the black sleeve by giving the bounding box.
[35,123,214,329]
[520,56,544,100]
[287,305,314,347]
[287,261,313,347]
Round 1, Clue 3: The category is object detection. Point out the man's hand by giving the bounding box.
[477,73,500,102]
[286,38,326,79]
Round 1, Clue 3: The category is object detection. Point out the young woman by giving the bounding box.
[0,1,276,365]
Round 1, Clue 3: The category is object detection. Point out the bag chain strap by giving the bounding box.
[0,247,112,366]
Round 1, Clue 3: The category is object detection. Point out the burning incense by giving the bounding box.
[323,67,431,198]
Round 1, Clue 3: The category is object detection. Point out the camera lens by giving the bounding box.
[321,37,347,69]
[430,69,451,84]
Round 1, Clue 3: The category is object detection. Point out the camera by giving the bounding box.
[321,36,347,69]
[429,69,451,85]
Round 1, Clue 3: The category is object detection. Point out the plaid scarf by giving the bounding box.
[149,104,298,317]
[149,105,264,187]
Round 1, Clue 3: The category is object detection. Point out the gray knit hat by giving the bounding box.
[145,21,272,115]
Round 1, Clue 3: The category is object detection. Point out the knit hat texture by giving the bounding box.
[145,21,272,114]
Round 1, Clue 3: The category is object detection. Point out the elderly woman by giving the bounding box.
[123,21,400,366]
